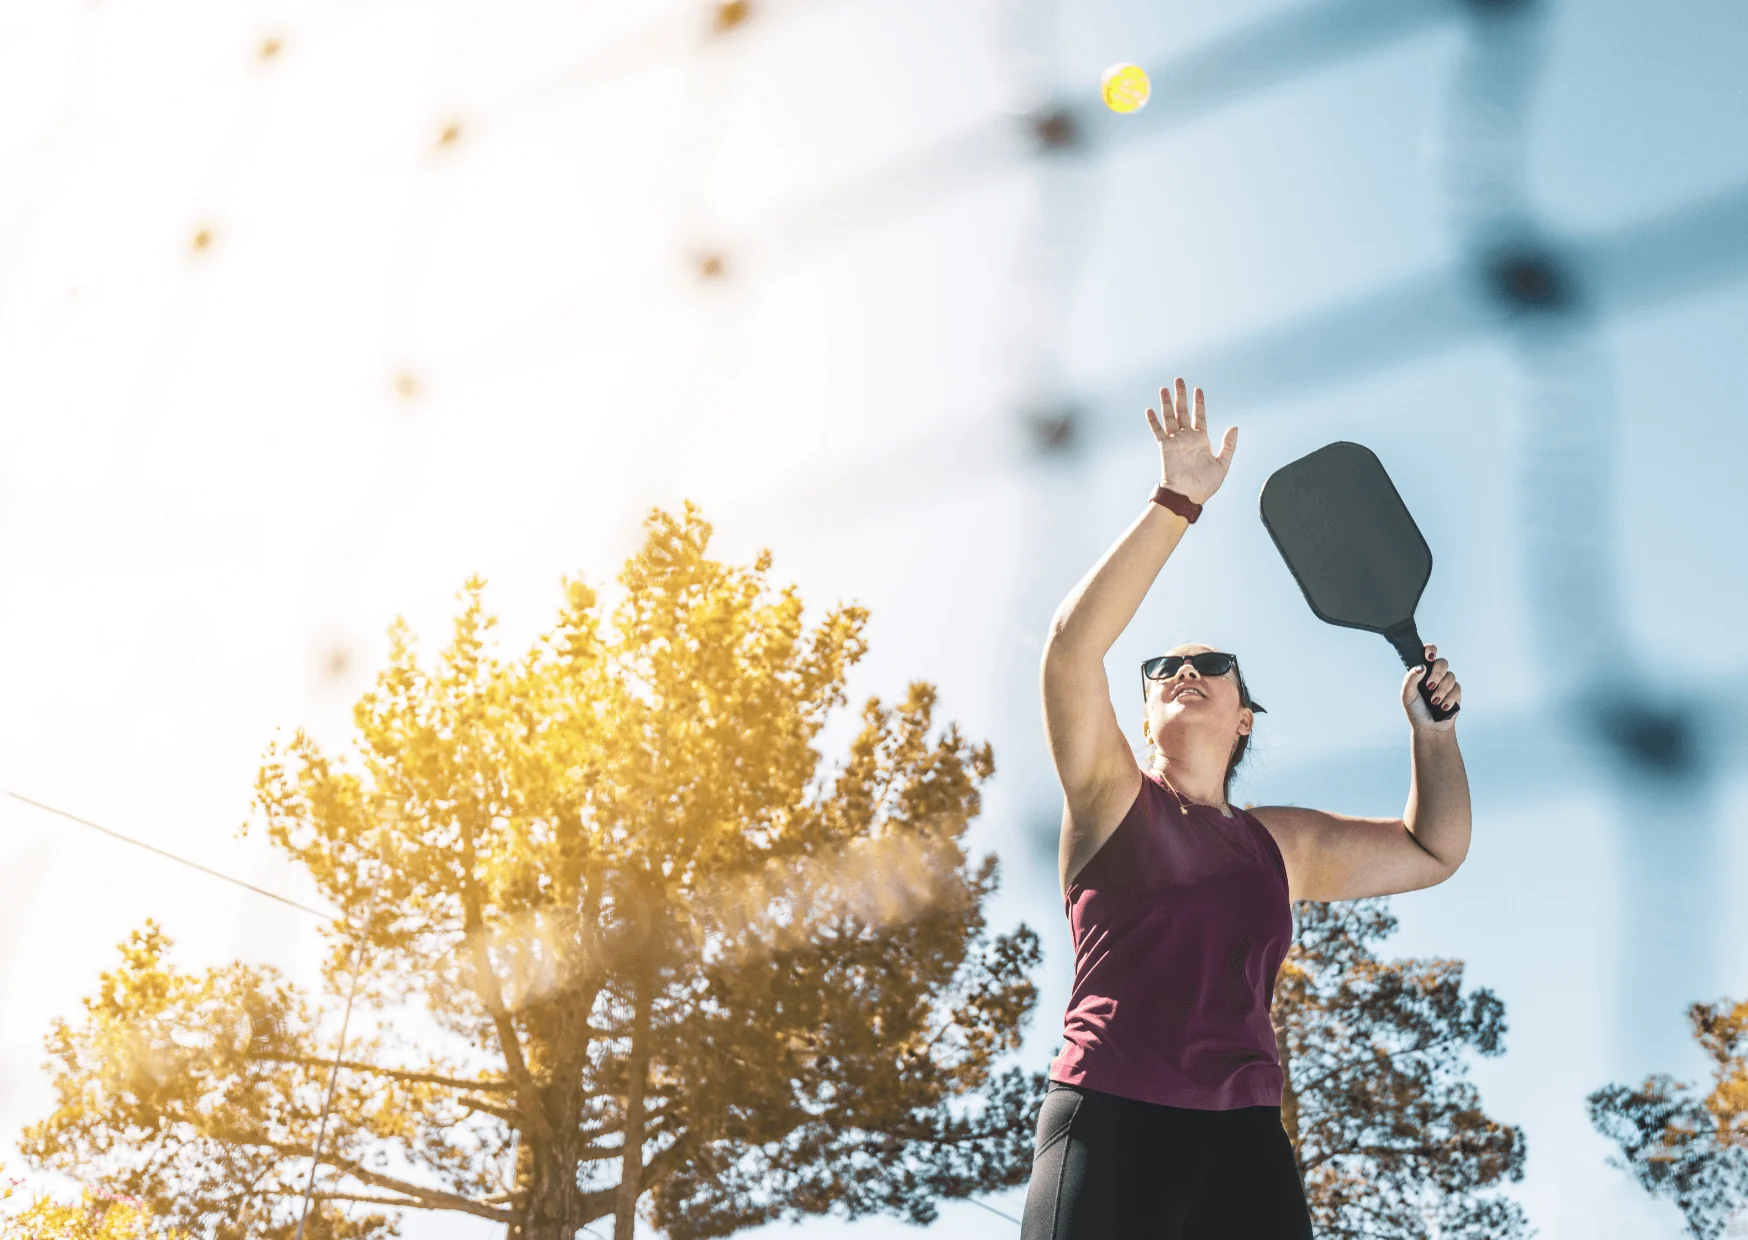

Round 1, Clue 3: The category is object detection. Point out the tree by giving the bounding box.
[21,501,1044,1240]
[0,1164,181,1240]
[1587,995,1748,1240]
[1271,897,1531,1238]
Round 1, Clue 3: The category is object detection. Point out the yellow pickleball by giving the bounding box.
[1101,63,1150,114]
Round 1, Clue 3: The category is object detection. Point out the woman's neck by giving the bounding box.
[1149,753,1230,814]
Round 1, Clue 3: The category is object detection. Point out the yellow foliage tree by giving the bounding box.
[0,1165,182,1240]
[21,502,1042,1240]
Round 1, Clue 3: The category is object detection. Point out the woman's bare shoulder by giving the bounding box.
[1059,765,1149,892]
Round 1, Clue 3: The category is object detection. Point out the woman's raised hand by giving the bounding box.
[1145,377,1239,505]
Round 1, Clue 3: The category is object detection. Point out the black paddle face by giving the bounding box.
[1259,442,1430,632]
[1259,441,1456,720]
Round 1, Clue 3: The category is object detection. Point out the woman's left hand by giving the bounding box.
[1402,643,1460,732]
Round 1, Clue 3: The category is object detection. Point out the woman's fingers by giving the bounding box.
[1405,644,1461,716]
[1159,386,1178,433]
[1216,425,1239,463]
[1155,378,1223,445]
[1402,663,1462,716]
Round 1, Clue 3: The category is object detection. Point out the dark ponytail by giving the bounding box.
[1223,663,1260,802]
[1223,729,1250,803]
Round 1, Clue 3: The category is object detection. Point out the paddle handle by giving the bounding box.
[1384,621,1458,721]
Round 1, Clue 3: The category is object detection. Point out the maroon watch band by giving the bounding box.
[1150,485,1203,524]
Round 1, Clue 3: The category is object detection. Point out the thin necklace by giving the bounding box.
[1156,768,1232,818]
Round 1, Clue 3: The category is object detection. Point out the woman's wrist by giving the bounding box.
[1159,470,1218,505]
[1151,483,1204,524]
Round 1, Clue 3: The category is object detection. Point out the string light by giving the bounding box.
[711,1,754,34]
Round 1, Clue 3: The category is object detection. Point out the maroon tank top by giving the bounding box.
[1048,770,1293,1110]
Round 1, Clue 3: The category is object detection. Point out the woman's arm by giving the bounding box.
[1252,646,1470,902]
[1041,379,1239,889]
[1047,489,1189,661]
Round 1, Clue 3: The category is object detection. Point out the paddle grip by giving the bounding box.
[1384,621,1458,722]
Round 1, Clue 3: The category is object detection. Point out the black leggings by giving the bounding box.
[1020,1081,1314,1240]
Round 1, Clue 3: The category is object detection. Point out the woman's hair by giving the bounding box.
[1223,721,1251,803]
[1145,662,1259,803]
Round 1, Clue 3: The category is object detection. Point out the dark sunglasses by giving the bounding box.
[1140,652,1266,713]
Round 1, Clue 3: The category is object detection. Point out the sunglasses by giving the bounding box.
[1140,652,1266,713]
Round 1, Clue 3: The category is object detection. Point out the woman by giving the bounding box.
[1023,378,1470,1239]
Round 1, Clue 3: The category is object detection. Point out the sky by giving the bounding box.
[1,0,1746,1237]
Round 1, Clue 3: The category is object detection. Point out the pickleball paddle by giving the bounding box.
[1259,440,1457,721]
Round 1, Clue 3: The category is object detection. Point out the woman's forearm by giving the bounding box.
[1402,730,1471,870]
[1046,499,1187,659]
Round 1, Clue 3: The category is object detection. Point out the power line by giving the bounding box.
[964,1196,1022,1225]
[2,792,408,1228]
[295,832,386,1239]
[3,790,333,920]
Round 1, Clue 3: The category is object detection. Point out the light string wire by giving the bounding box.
[3,790,331,920]
[436,0,1469,399]
[294,827,388,1240]
[301,0,471,696]
[984,0,1128,861]
[964,1196,1022,1225]
[0,790,419,1228]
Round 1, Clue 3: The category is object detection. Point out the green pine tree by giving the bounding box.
[1272,897,1531,1238]
[1588,995,1748,1239]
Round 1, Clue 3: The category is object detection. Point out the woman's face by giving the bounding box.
[1145,642,1252,750]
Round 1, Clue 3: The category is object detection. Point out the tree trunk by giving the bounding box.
[614,971,654,1240]
[510,1132,590,1240]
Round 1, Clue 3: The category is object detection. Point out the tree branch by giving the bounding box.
[579,1102,674,1140]
[455,808,562,1155]
[276,1190,438,1211]
[577,1110,678,1160]
[458,1095,519,1124]
[638,1138,690,1193]
[249,1053,515,1094]
[1289,1033,1467,1101]
[279,1141,510,1222]
[1301,1141,1441,1175]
